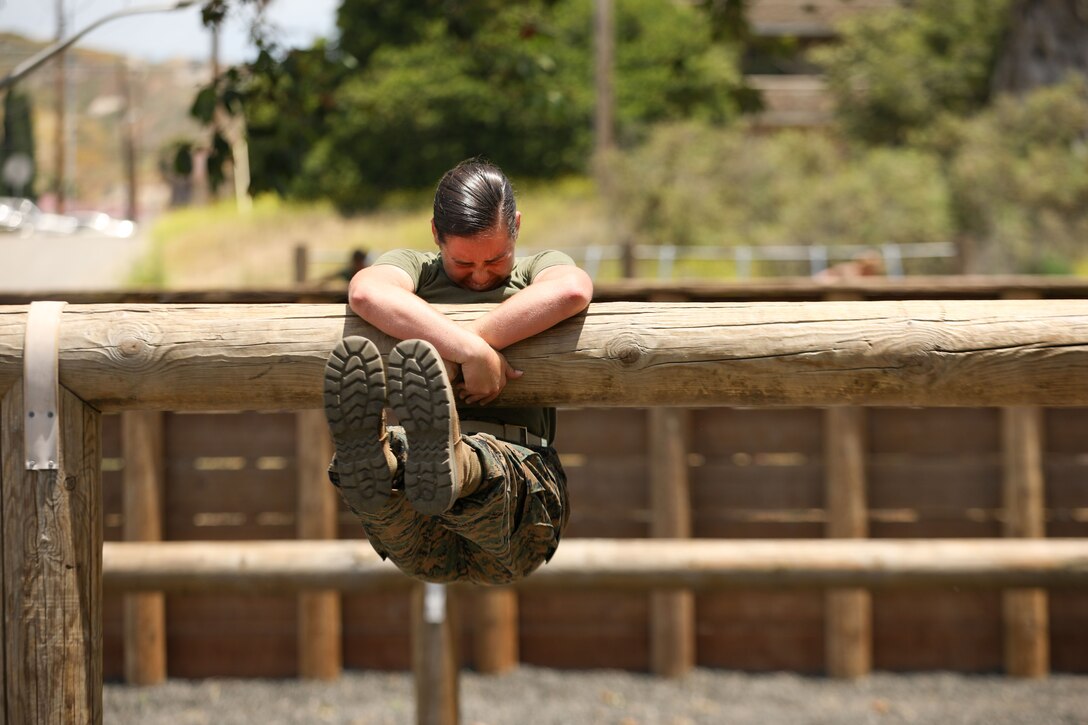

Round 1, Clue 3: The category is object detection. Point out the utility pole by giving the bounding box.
[595,0,634,278]
[594,0,615,158]
[118,60,138,221]
[53,0,66,212]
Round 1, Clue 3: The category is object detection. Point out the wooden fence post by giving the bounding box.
[1002,405,1049,677]
[296,409,342,680]
[294,244,309,285]
[2,384,102,723]
[121,410,167,685]
[649,406,695,677]
[824,406,872,678]
[413,583,459,725]
[472,588,518,674]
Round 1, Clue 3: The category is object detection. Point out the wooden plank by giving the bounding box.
[824,407,871,679]
[868,458,1002,509]
[121,411,166,686]
[295,409,341,680]
[556,408,648,453]
[1002,406,1049,678]
[166,412,297,455]
[342,592,413,670]
[520,592,648,669]
[697,591,824,671]
[691,408,823,454]
[649,407,694,677]
[1050,592,1088,670]
[691,464,824,509]
[1043,408,1088,453]
[4,300,1088,409]
[872,592,1002,671]
[869,408,1000,454]
[2,384,102,724]
[165,595,297,677]
[1046,459,1088,507]
[412,584,458,725]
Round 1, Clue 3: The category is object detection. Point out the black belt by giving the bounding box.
[461,420,548,447]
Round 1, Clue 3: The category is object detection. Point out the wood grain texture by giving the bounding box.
[2,385,102,724]
[2,300,1088,410]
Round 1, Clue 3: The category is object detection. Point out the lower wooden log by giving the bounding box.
[101,539,1088,593]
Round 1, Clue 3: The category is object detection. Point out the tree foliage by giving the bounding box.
[609,122,953,252]
[812,0,1012,145]
[190,0,749,210]
[917,77,1088,273]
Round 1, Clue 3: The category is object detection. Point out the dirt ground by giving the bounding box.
[104,666,1088,725]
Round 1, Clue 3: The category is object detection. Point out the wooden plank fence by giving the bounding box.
[90,402,1088,682]
[3,280,1088,724]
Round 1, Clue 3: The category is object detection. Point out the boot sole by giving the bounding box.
[323,336,392,514]
[387,339,459,515]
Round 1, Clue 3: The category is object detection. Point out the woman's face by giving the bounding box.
[434,211,520,292]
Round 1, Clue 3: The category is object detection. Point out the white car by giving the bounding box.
[0,197,135,238]
[71,211,137,238]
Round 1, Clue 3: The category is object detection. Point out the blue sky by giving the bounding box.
[0,0,339,63]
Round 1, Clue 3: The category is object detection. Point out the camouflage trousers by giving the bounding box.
[328,426,569,586]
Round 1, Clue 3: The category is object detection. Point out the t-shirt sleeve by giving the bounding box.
[522,250,577,283]
[371,249,427,290]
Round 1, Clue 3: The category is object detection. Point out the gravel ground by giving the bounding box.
[105,667,1088,725]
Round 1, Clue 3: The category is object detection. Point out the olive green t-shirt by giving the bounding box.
[373,248,576,444]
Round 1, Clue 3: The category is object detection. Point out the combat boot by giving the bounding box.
[388,339,483,515]
[323,336,398,514]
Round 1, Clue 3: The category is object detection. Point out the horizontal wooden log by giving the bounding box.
[2,300,1088,410]
[101,539,1088,593]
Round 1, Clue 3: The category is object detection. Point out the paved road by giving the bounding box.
[0,232,147,292]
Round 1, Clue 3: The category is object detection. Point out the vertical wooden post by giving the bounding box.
[2,384,102,724]
[296,409,342,680]
[649,406,695,677]
[472,588,518,674]
[294,244,309,285]
[824,406,872,678]
[121,410,167,685]
[1002,405,1049,677]
[413,583,459,725]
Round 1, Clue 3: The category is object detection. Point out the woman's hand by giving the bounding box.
[457,341,523,406]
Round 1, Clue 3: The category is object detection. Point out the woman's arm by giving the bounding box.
[348,265,518,404]
[465,264,594,351]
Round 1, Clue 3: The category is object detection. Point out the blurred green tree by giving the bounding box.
[812,0,1012,145]
[188,0,749,210]
[916,78,1088,273]
[609,121,953,253]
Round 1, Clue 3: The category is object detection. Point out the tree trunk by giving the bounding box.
[993,0,1088,94]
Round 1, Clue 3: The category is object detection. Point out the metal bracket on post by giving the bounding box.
[24,301,67,470]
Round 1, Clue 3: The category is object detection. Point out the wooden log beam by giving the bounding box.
[3,300,1088,410]
[101,539,1088,593]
